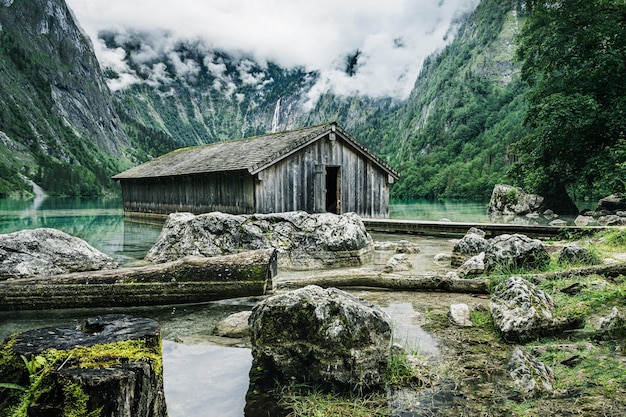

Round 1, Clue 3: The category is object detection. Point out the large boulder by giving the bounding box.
[248,285,392,393]
[145,211,373,269]
[595,307,626,341]
[488,184,544,216]
[490,277,557,342]
[557,245,599,266]
[485,234,550,272]
[0,228,118,278]
[451,228,489,267]
[596,193,626,212]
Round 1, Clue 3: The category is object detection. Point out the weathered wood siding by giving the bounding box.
[255,133,391,218]
[120,170,255,215]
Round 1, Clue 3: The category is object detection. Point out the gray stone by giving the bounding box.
[448,303,472,327]
[146,211,373,270]
[549,219,568,227]
[0,228,118,278]
[485,234,550,272]
[488,184,544,216]
[395,240,421,254]
[509,347,554,397]
[457,252,485,277]
[598,215,626,226]
[248,285,392,393]
[574,215,596,227]
[451,230,489,267]
[433,253,451,264]
[467,227,486,238]
[490,277,556,342]
[213,311,252,338]
[558,245,599,266]
[383,253,413,273]
[374,241,397,251]
[596,193,626,212]
[595,307,626,341]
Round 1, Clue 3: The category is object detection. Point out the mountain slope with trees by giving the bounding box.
[0,0,132,196]
[0,0,623,208]
[390,0,528,200]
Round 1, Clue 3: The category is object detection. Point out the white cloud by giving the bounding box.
[66,0,480,99]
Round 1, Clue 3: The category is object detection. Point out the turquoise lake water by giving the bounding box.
[0,196,490,265]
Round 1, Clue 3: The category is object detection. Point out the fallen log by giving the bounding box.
[0,249,277,310]
[275,269,488,294]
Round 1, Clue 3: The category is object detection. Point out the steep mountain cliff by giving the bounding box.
[0,0,130,195]
[0,0,527,200]
[391,0,528,199]
[102,0,526,201]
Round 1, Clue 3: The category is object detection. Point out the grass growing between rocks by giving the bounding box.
[278,228,626,416]
[277,345,436,417]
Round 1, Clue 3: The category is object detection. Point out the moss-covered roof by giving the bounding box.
[113,122,398,180]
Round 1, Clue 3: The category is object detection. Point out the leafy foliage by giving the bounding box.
[515,0,626,206]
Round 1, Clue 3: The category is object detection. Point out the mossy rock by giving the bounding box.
[0,315,166,417]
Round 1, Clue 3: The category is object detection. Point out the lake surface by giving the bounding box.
[0,196,490,264]
[0,196,487,416]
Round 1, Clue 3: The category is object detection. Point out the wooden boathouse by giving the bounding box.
[113,122,399,218]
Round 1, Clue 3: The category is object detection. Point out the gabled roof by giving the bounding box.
[113,122,399,180]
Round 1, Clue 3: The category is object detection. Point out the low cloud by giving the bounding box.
[67,0,479,99]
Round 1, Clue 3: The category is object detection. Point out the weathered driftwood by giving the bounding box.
[275,269,488,294]
[1,315,166,417]
[0,249,277,310]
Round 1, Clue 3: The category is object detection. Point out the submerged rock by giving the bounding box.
[213,311,252,338]
[146,211,373,269]
[395,240,421,254]
[383,253,413,273]
[490,277,556,342]
[248,285,392,393]
[0,228,118,278]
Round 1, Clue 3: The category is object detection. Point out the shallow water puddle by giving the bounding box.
[163,340,252,417]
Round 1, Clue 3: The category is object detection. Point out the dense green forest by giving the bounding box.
[388,0,527,200]
[513,0,626,212]
[389,0,625,207]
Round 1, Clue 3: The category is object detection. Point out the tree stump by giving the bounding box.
[0,314,167,417]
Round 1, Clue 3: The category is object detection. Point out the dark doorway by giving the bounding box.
[325,166,340,214]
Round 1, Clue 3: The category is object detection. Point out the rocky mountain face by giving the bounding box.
[0,0,130,195]
[101,29,401,153]
[0,0,524,199]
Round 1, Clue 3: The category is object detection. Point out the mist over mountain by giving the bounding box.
[0,0,528,200]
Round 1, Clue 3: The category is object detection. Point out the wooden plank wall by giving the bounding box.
[120,170,255,215]
[255,134,391,218]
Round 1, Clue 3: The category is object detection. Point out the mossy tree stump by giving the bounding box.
[0,315,167,417]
